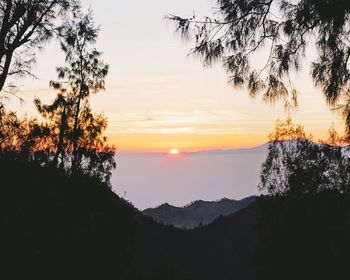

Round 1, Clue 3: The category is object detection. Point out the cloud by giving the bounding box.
[106,110,273,135]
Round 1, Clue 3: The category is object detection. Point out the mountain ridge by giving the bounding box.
[183,143,269,155]
[142,196,257,229]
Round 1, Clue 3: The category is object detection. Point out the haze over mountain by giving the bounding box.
[111,144,268,209]
[143,196,257,229]
[184,143,268,155]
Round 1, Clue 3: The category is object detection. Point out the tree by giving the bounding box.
[259,118,350,196]
[54,11,109,174]
[168,0,350,107]
[0,0,80,93]
[34,10,115,184]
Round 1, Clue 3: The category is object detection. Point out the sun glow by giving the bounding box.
[169,148,180,155]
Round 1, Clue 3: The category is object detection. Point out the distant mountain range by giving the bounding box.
[142,196,257,229]
[184,143,269,155]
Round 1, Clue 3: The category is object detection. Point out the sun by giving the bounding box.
[169,148,180,155]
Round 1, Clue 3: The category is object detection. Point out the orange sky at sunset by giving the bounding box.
[107,133,268,152]
[106,130,340,153]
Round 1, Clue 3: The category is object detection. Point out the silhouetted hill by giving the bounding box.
[133,202,260,280]
[0,158,136,280]
[143,196,256,229]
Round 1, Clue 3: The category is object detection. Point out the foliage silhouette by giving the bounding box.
[34,93,73,169]
[267,117,308,141]
[260,118,350,196]
[168,0,350,106]
[0,105,54,163]
[0,0,80,93]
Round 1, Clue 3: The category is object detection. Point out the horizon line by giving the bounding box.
[115,142,268,154]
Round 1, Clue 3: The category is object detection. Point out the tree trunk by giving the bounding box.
[0,50,14,93]
[71,89,83,174]
[71,49,85,175]
[52,105,67,168]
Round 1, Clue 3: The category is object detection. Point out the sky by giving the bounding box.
[6,0,344,152]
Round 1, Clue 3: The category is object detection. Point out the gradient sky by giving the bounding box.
[6,0,344,152]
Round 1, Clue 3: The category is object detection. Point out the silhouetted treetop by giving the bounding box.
[168,0,350,106]
[52,11,109,175]
[57,11,108,98]
[0,0,80,93]
[260,118,350,197]
[268,117,308,141]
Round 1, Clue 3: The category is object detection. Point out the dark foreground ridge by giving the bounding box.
[2,158,350,280]
[0,158,135,280]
